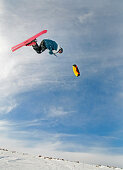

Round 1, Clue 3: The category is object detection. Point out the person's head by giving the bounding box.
[58,47,63,54]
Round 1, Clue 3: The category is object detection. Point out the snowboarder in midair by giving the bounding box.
[27,39,63,55]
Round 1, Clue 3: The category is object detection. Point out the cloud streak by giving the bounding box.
[47,106,73,117]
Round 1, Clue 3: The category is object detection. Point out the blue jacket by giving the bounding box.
[43,39,59,55]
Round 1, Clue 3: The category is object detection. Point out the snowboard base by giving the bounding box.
[11,30,47,52]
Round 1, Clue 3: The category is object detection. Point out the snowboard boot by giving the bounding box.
[26,39,37,46]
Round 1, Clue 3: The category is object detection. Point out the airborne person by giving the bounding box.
[26,39,63,56]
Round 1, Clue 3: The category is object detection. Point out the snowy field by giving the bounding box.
[0,149,122,170]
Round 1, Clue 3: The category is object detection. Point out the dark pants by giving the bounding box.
[33,40,47,54]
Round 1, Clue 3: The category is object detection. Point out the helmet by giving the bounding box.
[58,47,63,54]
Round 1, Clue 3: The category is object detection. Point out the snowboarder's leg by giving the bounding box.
[26,39,41,54]
[32,40,46,54]
[32,43,41,54]
[39,40,47,53]
[26,39,47,54]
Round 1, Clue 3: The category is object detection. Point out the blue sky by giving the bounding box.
[0,0,123,167]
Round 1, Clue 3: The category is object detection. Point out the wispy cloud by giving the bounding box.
[48,106,72,117]
[0,103,17,114]
[78,12,94,24]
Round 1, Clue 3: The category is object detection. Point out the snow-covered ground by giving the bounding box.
[0,149,122,170]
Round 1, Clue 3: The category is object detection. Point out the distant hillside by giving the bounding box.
[0,148,122,170]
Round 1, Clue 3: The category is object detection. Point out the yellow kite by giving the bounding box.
[72,64,80,77]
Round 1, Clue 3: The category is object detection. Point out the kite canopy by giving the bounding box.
[72,64,80,77]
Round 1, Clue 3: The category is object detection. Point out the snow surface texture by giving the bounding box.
[0,149,122,170]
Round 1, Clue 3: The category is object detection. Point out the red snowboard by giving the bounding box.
[11,30,47,52]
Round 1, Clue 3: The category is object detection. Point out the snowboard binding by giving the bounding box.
[26,39,37,46]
